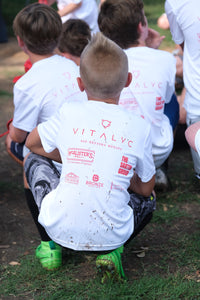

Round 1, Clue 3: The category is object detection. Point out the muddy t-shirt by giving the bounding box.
[38,100,155,251]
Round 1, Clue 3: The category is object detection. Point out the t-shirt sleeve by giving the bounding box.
[165,54,176,103]
[135,124,156,182]
[13,86,40,132]
[165,1,184,45]
[37,110,61,153]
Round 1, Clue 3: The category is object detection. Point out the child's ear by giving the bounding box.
[17,36,28,53]
[138,22,143,35]
[125,72,132,88]
[77,77,85,92]
[17,36,24,48]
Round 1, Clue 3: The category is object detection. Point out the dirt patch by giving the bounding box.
[0,38,39,266]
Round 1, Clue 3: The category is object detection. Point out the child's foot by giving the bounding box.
[36,240,62,270]
[96,246,126,283]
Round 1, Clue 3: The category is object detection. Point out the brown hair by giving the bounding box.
[98,0,145,49]
[59,19,91,57]
[13,3,62,55]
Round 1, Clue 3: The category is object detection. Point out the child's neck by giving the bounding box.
[88,96,118,105]
[29,52,55,65]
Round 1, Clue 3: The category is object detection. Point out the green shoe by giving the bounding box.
[96,246,126,283]
[36,241,62,270]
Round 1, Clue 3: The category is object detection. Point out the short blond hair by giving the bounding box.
[80,32,128,99]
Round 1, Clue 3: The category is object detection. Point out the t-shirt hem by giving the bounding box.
[45,231,131,251]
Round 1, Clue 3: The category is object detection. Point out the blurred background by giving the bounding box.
[1,0,174,49]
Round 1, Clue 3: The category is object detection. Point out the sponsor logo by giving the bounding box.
[65,172,79,184]
[110,182,124,192]
[62,72,71,80]
[72,121,133,148]
[155,96,165,110]
[67,148,95,165]
[86,174,104,188]
[132,70,140,79]
[118,156,132,176]
[102,120,112,129]
[129,75,163,90]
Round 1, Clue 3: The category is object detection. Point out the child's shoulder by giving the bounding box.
[125,46,175,62]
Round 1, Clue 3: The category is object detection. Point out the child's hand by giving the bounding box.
[145,28,165,49]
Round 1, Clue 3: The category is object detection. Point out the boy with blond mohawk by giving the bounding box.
[24,32,156,282]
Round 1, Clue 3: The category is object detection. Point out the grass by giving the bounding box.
[143,0,175,50]
[0,90,12,97]
[1,251,200,299]
[1,146,200,299]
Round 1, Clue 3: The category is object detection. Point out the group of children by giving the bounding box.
[4,0,199,282]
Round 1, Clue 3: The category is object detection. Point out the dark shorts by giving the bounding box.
[164,93,180,130]
[24,153,156,233]
[128,191,156,233]
[10,141,25,161]
[24,153,60,209]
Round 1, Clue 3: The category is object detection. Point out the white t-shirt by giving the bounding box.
[38,100,155,251]
[165,0,200,119]
[120,47,176,168]
[13,54,86,162]
[13,55,86,133]
[57,0,99,33]
[195,130,200,157]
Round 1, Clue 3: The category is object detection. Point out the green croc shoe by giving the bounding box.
[36,240,62,270]
[96,245,126,283]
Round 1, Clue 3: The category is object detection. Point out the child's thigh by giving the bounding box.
[128,192,156,231]
[24,153,60,209]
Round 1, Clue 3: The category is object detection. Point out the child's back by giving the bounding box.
[13,54,84,132]
[98,0,177,170]
[119,46,175,168]
[7,3,86,163]
[24,33,156,281]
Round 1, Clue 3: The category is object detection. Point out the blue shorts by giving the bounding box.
[164,93,180,130]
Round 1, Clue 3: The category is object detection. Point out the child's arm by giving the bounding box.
[25,127,61,163]
[57,1,82,18]
[129,172,155,197]
[9,122,27,143]
[145,28,165,49]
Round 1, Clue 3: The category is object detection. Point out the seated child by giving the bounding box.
[98,0,179,191]
[58,18,91,66]
[24,32,156,282]
[5,3,85,166]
